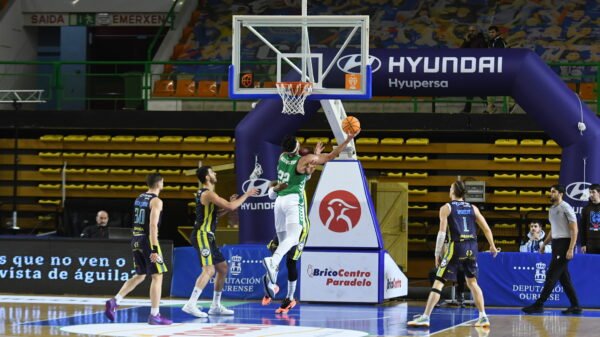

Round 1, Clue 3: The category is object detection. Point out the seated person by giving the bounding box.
[81,210,109,239]
[520,221,551,253]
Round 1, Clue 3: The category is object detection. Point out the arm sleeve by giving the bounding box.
[268,187,278,200]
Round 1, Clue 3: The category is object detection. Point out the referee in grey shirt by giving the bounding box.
[522,184,582,315]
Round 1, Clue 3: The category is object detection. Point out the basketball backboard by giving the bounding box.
[229,14,371,100]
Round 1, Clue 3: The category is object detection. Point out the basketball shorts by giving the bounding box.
[131,235,168,276]
[436,240,478,282]
[191,230,226,266]
[274,193,308,232]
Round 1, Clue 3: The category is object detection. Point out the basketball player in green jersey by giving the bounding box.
[263,130,359,313]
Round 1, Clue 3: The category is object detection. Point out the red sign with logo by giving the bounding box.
[318,190,361,233]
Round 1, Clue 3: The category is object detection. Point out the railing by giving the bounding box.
[0,60,597,113]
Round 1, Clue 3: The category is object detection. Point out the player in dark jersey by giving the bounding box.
[181,166,257,318]
[409,180,498,328]
[104,173,172,325]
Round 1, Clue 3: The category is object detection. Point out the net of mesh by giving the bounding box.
[275,81,313,115]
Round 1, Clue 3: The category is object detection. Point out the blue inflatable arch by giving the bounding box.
[235,49,600,243]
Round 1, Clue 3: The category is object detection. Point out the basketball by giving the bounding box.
[341,116,360,134]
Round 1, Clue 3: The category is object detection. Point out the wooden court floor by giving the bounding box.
[0,295,598,337]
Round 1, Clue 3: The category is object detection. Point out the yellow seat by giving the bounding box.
[519,157,542,163]
[494,190,517,196]
[405,172,428,178]
[86,184,108,190]
[405,155,428,162]
[545,157,561,163]
[358,155,378,161]
[110,153,133,159]
[158,153,181,159]
[545,173,559,180]
[134,153,157,159]
[408,188,428,195]
[381,138,404,145]
[39,135,63,142]
[187,201,197,207]
[380,155,403,161]
[520,206,543,212]
[408,222,427,228]
[305,137,328,145]
[356,138,379,145]
[87,168,109,174]
[330,138,337,145]
[64,168,85,174]
[159,136,183,143]
[405,138,429,145]
[494,206,517,211]
[494,239,516,245]
[206,154,229,160]
[63,152,85,158]
[111,135,135,143]
[495,223,517,229]
[110,184,132,191]
[546,139,558,147]
[133,184,148,191]
[494,173,517,179]
[39,184,61,190]
[65,184,85,190]
[163,185,181,191]
[519,173,542,179]
[182,185,199,192]
[408,238,427,243]
[494,139,518,146]
[87,135,111,142]
[386,172,403,177]
[296,137,305,144]
[39,167,61,174]
[183,136,207,143]
[39,152,61,158]
[86,152,109,158]
[134,168,156,175]
[408,204,428,210]
[38,215,54,221]
[182,153,205,159]
[207,136,232,144]
[159,169,181,175]
[38,199,61,205]
[520,139,543,146]
[520,190,542,196]
[64,135,87,142]
[494,156,517,163]
[135,136,159,143]
[111,168,133,175]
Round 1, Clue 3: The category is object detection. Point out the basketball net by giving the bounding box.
[276,81,313,115]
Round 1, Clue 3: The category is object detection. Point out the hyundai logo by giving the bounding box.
[566,182,591,201]
[242,178,271,198]
[337,54,381,74]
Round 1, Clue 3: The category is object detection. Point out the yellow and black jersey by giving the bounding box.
[194,188,218,233]
[132,192,161,235]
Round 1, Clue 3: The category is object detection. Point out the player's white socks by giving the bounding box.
[287,281,297,300]
[479,311,486,318]
[150,307,159,316]
[212,291,222,307]
[187,287,203,306]
[115,294,124,305]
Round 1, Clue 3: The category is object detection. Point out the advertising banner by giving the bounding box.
[306,161,382,249]
[171,245,290,300]
[0,238,172,296]
[479,252,600,308]
[383,252,407,299]
[299,250,382,303]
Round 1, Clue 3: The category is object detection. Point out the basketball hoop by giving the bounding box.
[276,81,312,115]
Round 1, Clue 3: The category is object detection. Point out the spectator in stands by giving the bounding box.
[520,221,551,253]
[80,210,109,239]
[581,184,600,254]
[486,25,516,114]
[460,25,487,113]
